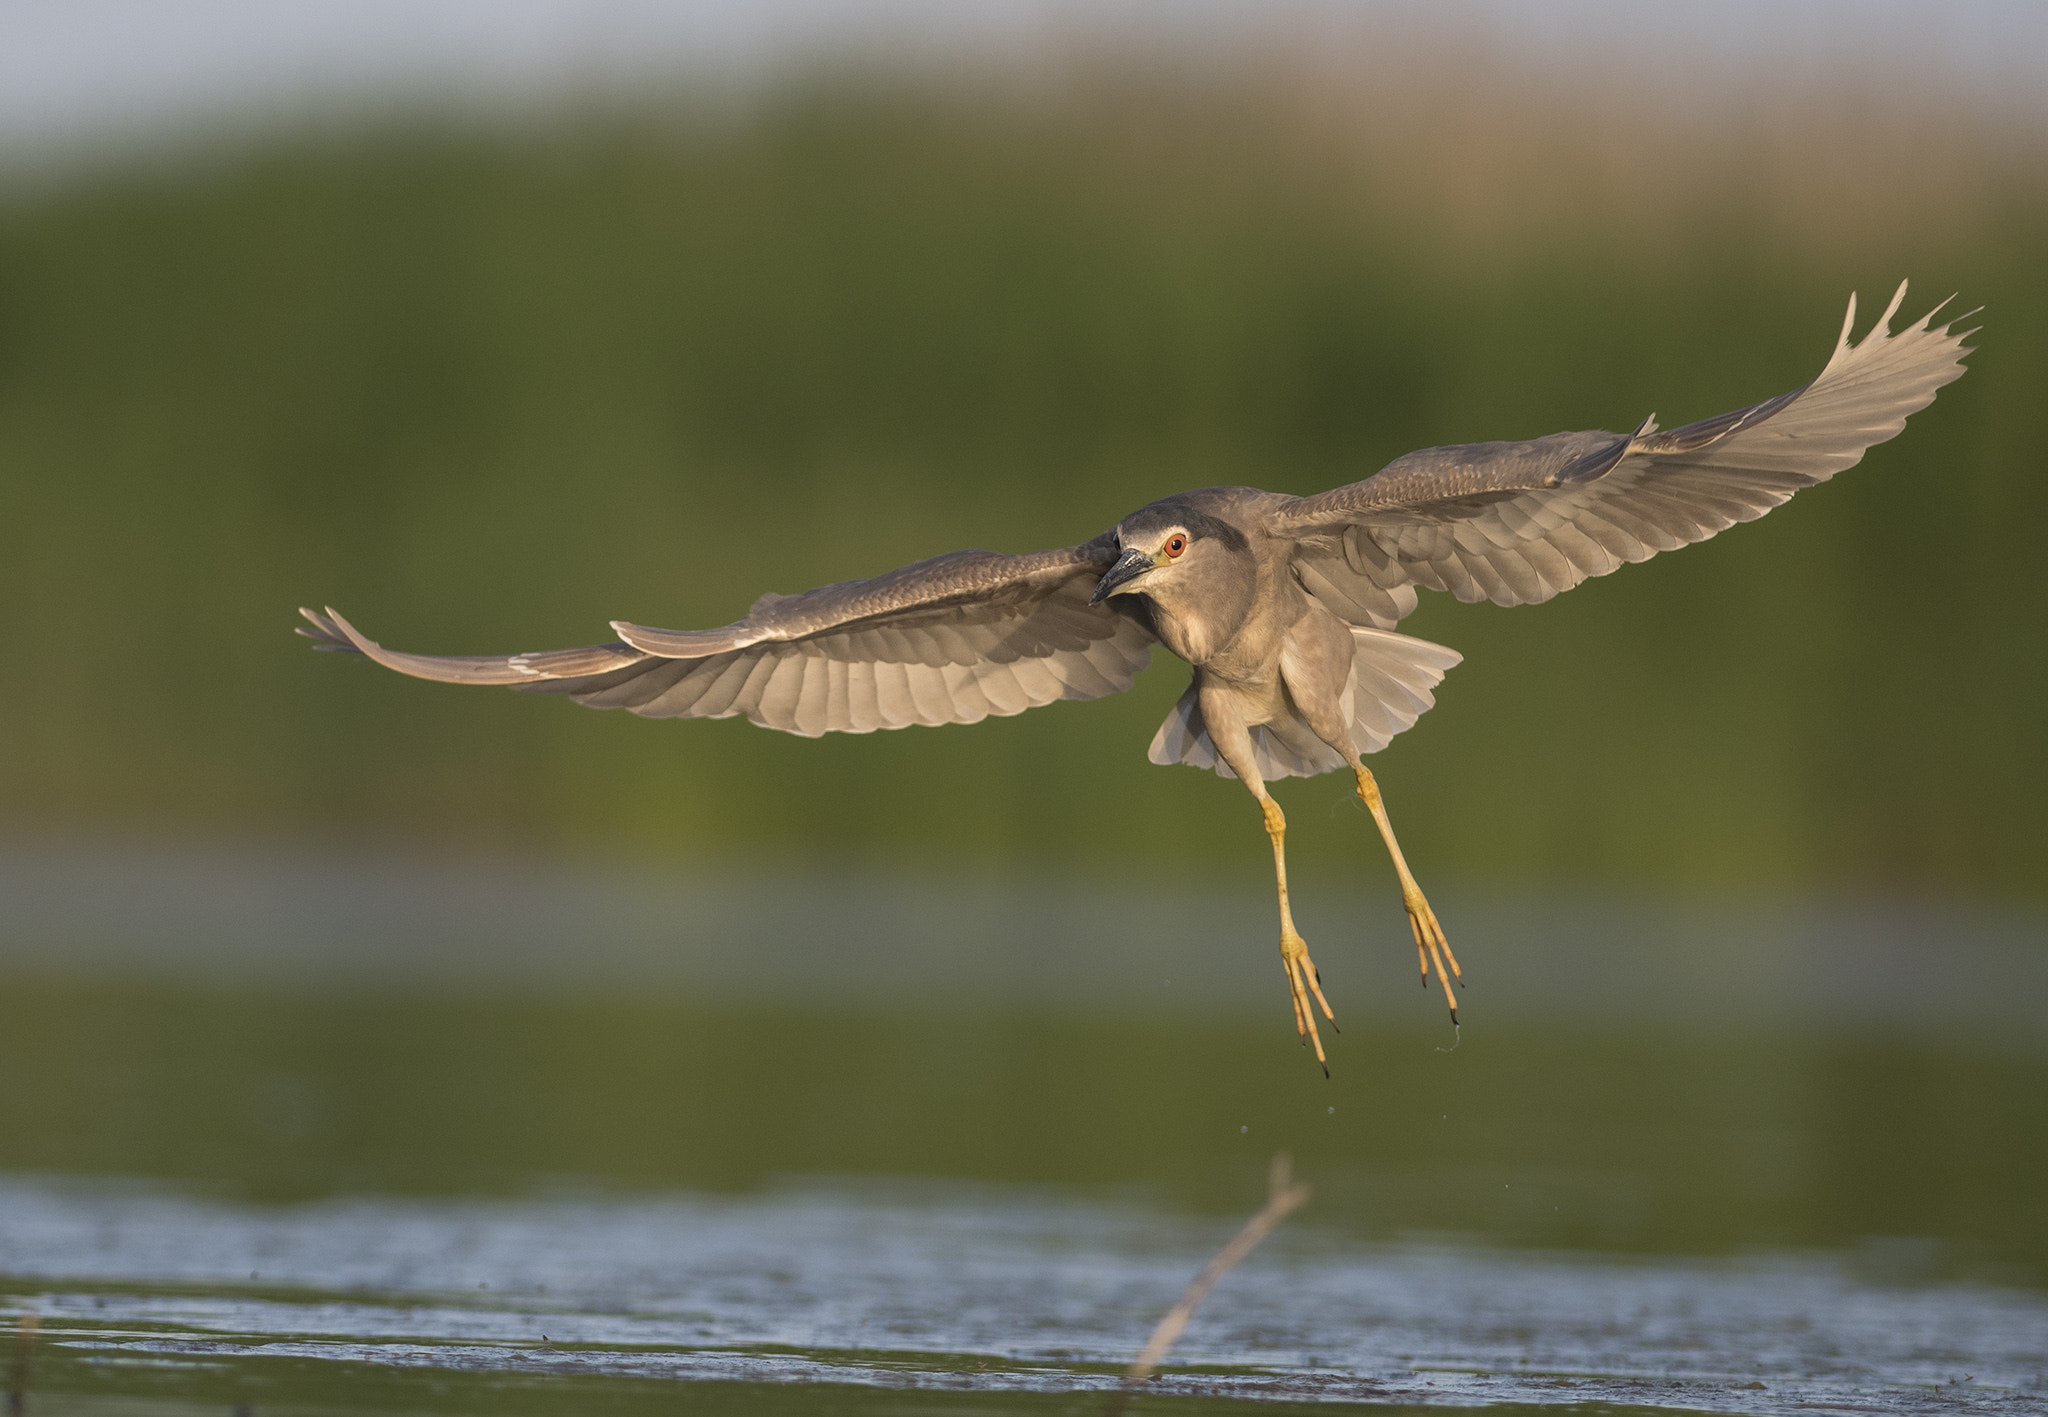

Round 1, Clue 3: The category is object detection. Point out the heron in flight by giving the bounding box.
[302,283,1971,1072]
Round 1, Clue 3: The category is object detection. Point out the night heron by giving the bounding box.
[301,283,1972,1071]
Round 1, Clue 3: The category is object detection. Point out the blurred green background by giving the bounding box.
[4,981,2042,1283]
[1,64,2041,896]
[1,47,2047,1417]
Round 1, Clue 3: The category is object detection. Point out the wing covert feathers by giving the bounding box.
[296,539,1153,738]
[1278,282,1973,619]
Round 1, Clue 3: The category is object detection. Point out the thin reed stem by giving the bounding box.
[1105,1154,1310,1415]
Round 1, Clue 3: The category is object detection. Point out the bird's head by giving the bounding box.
[1090,504,1254,617]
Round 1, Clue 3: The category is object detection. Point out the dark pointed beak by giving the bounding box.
[1090,547,1159,604]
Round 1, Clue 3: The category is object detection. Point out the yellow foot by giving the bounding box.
[1279,931,1337,1075]
[1404,886,1462,1024]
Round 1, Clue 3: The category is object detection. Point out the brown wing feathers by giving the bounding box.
[296,539,1153,737]
[1275,283,1973,615]
[301,285,1971,727]
[297,606,643,684]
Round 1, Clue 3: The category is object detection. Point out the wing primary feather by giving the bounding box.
[309,608,567,686]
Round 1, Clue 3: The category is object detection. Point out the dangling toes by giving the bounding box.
[1279,933,1336,1072]
[1404,889,1460,1022]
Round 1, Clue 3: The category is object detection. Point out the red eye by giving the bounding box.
[1164,534,1187,558]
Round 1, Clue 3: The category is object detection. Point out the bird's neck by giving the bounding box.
[1146,570,1261,668]
[1148,600,1217,665]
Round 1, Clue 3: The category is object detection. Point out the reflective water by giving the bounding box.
[7,1177,2046,1415]
[2,847,2044,1413]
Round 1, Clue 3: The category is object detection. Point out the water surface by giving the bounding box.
[2,850,2043,1412]
[7,1175,2045,1415]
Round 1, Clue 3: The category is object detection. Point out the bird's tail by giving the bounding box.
[1147,628,1460,780]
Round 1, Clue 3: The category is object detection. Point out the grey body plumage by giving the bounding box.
[301,283,1974,1071]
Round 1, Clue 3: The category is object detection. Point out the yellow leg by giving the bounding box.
[1353,765,1461,1024]
[1263,798,1336,1073]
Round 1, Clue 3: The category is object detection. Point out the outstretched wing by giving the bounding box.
[298,539,1156,737]
[1275,283,1975,627]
